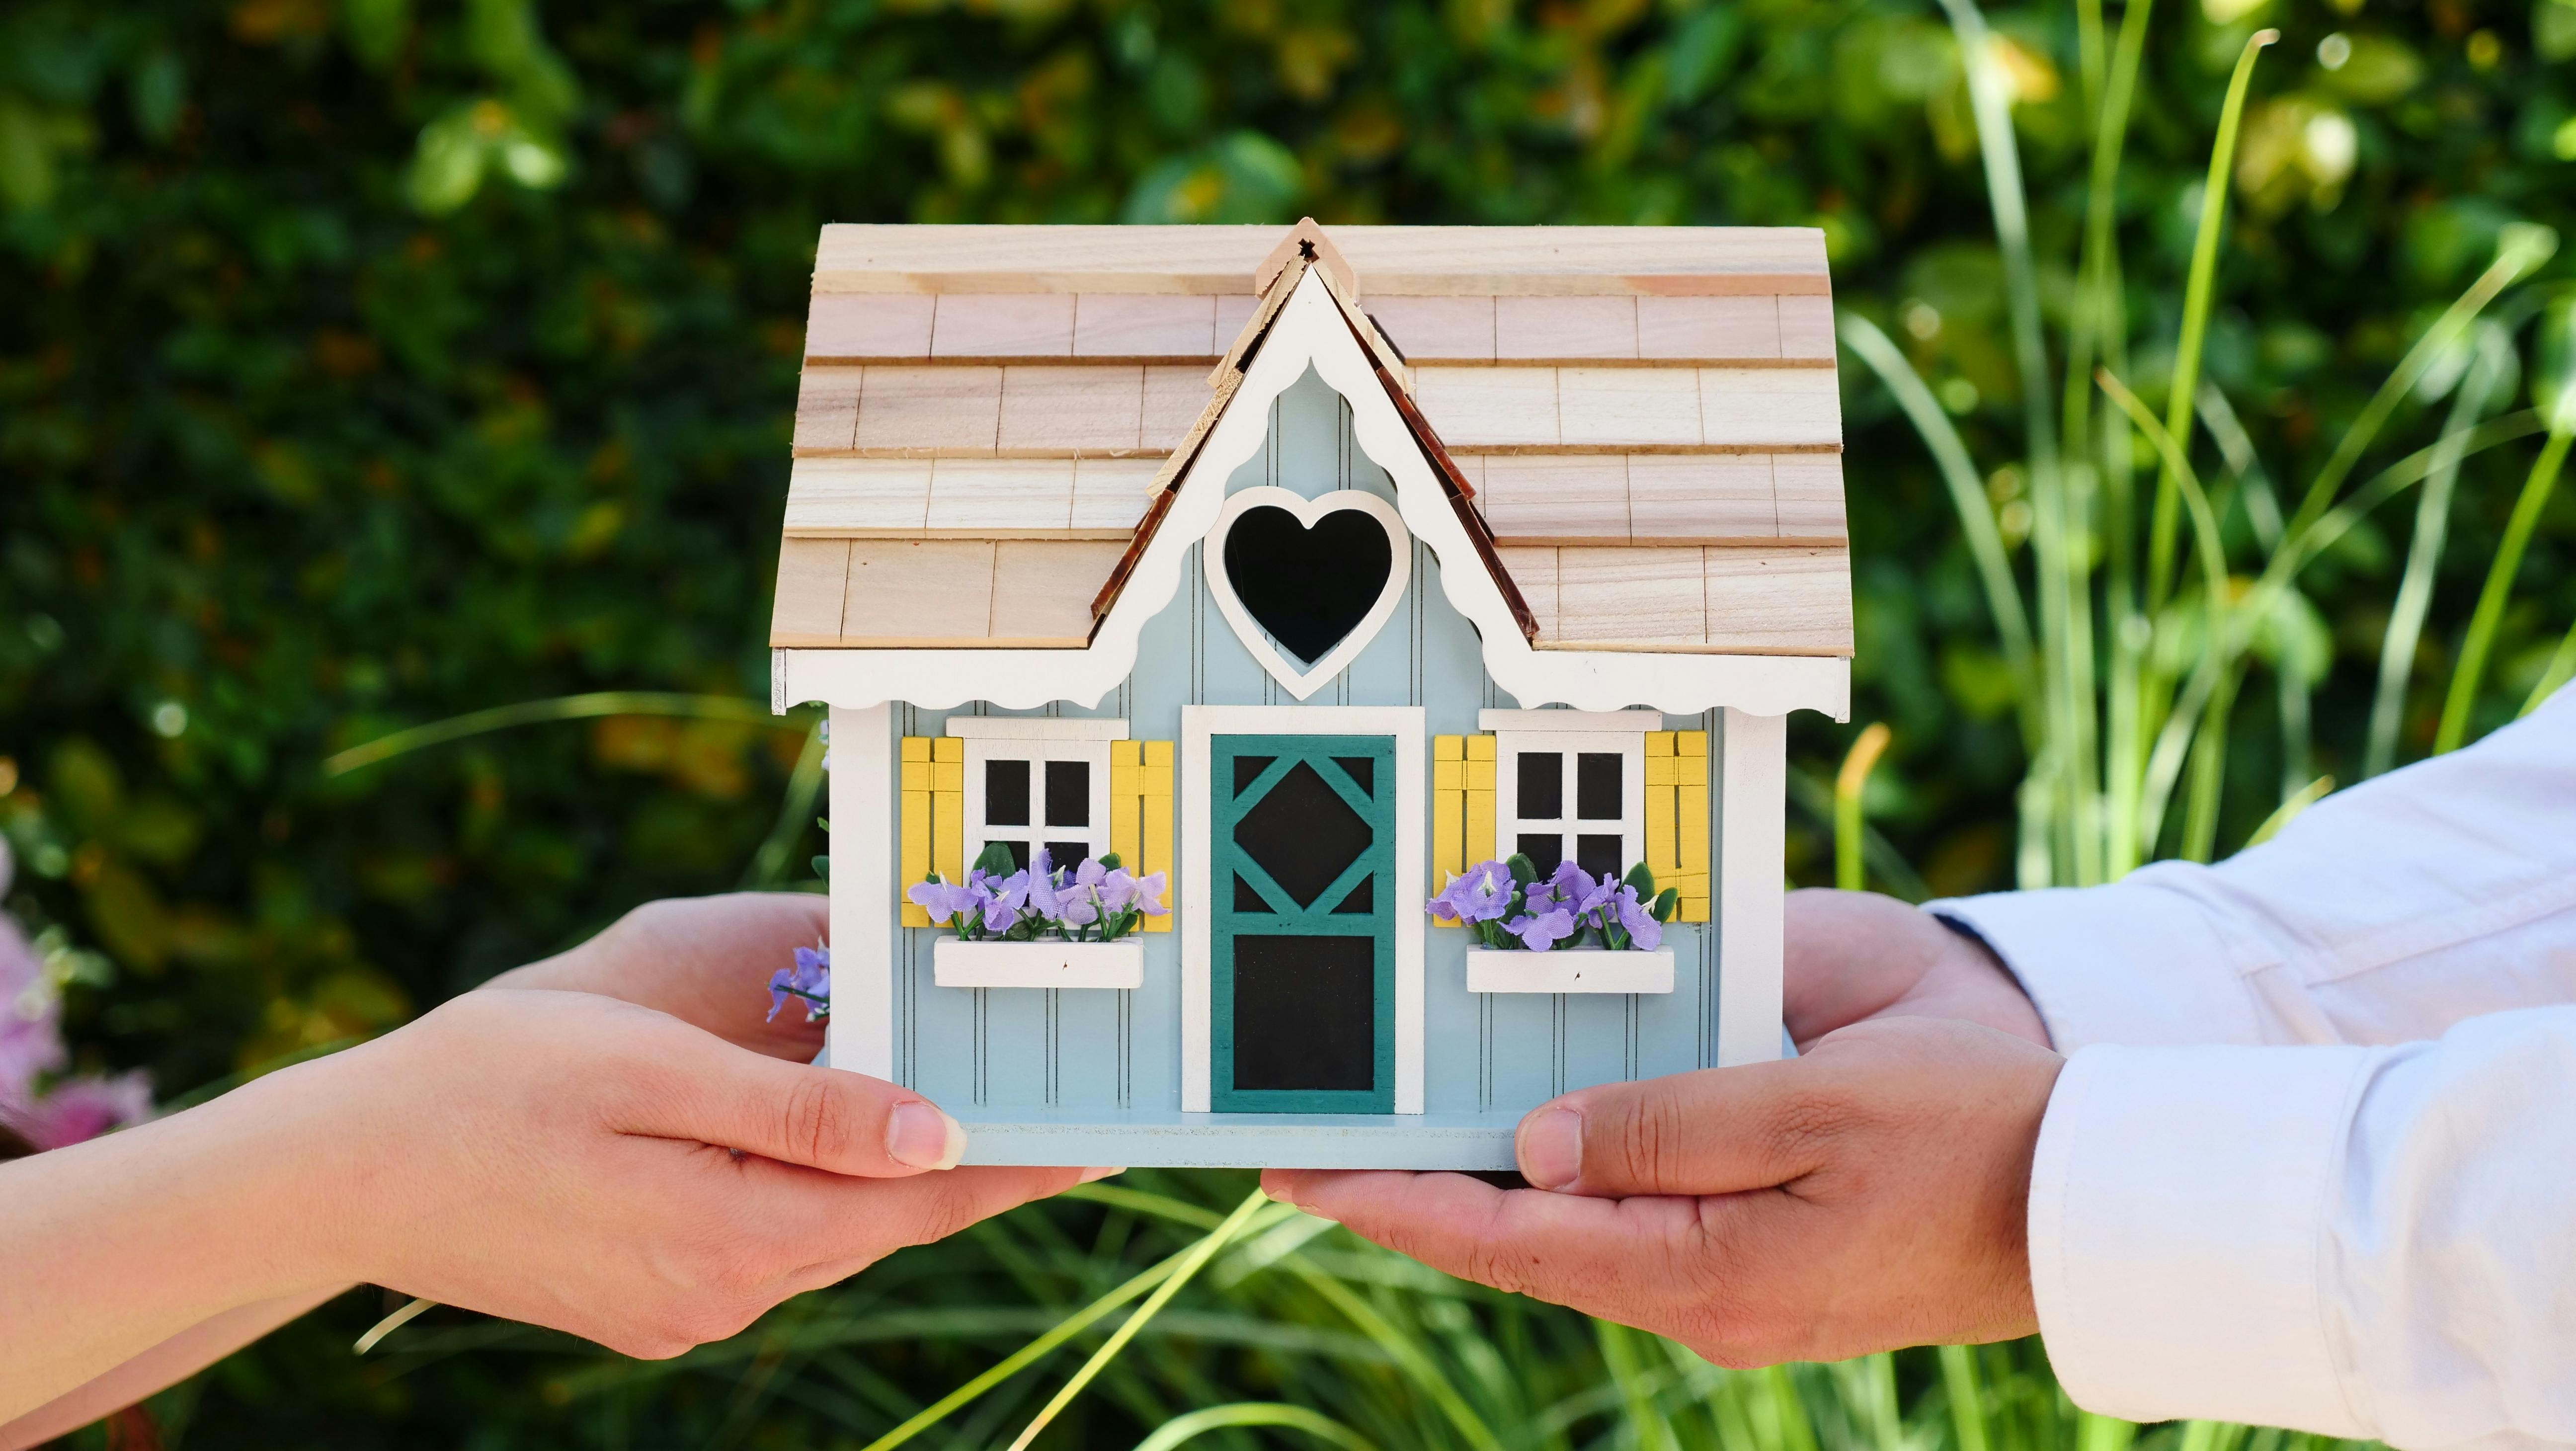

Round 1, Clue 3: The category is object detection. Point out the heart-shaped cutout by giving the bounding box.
[1206,487,1411,700]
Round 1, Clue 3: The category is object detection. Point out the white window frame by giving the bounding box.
[1483,709,1657,882]
[948,717,1125,876]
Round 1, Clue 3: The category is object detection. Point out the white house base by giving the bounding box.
[951,1108,1525,1171]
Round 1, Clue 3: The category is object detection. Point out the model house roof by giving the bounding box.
[772,223,1851,659]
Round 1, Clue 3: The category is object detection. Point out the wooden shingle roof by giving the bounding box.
[773,224,1850,658]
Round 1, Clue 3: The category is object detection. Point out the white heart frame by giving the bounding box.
[1204,485,1412,701]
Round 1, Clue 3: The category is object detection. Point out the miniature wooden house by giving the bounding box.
[772,223,1851,1168]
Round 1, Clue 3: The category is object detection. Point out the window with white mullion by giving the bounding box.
[1493,730,1645,882]
[962,738,1112,876]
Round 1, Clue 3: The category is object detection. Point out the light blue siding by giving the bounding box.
[884,369,1729,1162]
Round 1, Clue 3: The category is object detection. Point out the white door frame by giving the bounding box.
[1181,704,1426,1114]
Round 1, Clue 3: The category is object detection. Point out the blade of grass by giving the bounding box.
[1834,724,1893,893]
[2146,27,2275,610]
[858,1235,1205,1451]
[2281,228,2557,548]
[2246,774,2333,846]
[2366,331,2508,777]
[1787,769,1933,903]
[1937,1345,1990,1451]
[323,692,792,777]
[2435,425,2576,752]
[742,717,827,888]
[2524,620,2576,716]
[1131,1402,1379,1451]
[1003,1189,1271,1451]
[1841,312,2040,741]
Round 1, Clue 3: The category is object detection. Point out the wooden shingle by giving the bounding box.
[1703,546,1852,654]
[1477,456,1630,543]
[1627,456,1776,541]
[1698,368,1841,447]
[792,367,863,452]
[771,538,854,646]
[805,295,935,360]
[1495,296,1637,360]
[1637,297,1782,361]
[1771,453,1849,541]
[930,294,1076,358]
[999,365,1145,455]
[855,366,1002,454]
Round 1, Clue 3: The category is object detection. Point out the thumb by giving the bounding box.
[624,1023,968,1176]
[1515,1059,1831,1198]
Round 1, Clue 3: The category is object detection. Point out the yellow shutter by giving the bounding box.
[1464,733,1496,867]
[1674,729,1709,922]
[1139,740,1174,932]
[1641,729,1710,923]
[1432,736,1465,888]
[899,736,936,926]
[932,736,965,898]
[1434,734,1498,892]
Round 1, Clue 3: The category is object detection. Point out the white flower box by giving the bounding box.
[1464,947,1674,995]
[933,937,1144,990]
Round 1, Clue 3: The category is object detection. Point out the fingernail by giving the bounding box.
[1078,1166,1126,1183]
[888,1101,966,1171]
[1517,1106,1582,1190]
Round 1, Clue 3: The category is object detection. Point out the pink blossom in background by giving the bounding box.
[0,840,155,1149]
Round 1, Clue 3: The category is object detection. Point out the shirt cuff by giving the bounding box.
[2029,1041,2375,1434]
[1928,884,2268,1051]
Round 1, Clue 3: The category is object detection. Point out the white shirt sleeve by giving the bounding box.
[2030,1009,2576,1448]
[1921,687,2576,1446]
[1929,683,2576,1052]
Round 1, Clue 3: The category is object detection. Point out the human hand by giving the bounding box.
[488,892,830,1061]
[1262,1018,2063,1366]
[249,987,1081,1359]
[1785,889,2049,1049]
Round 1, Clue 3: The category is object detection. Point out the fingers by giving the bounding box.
[769,1165,1090,1296]
[1513,1059,1838,1198]
[492,893,831,1058]
[1263,1170,1762,1330]
[621,1021,966,1176]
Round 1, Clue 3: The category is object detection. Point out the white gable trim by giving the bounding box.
[778,269,1850,720]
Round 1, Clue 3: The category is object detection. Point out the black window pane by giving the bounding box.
[1577,752,1623,819]
[1234,874,1272,912]
[1517,833,1564,876]
[985,759,1030,826]
[1235,761,1372,907]
[1577,834,1624,880]
[990,840,1030,871]
[1232,934,1375,1091]
[1046,759,1090,828]
[1044,841,1091,871]
[1331,756,1375,795]
[1233,754,1276,796]
[1518,752,1563,819]
[1331,876,1374,915]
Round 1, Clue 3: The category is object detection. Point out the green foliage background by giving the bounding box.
[3,0,2572,1444]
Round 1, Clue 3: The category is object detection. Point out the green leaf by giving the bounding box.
[1652,887,1680,924]
[1504,853,1537,886]
[809,854,829,881]
[973,841,1018,877]
[1097,851,1122,871]
[1623,863,1656,895]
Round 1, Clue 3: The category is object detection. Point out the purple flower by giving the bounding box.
[767,942,832,1023]
[969,869,1031,934]
[1610,885,1664,951]
[1025,847,1065,917]
[906,878,981,928]
[11,1070,152,1151]
[1549,861,1615,922]
[1426,860,1514,923]
[1503,908,1576,951]
[1127,871,1168,916]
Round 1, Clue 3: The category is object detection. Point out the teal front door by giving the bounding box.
[1209,734,1396,1113]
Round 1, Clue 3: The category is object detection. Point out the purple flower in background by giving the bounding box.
[767,942,832,1023]
[1024,847,1065,918]
[1610,885,1664,951]
[1426,860,1514,923]
[1127,871,1168,916]
[0,864,154,1149]
[1503,907,1576,951]
[11,1070,153,1152]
